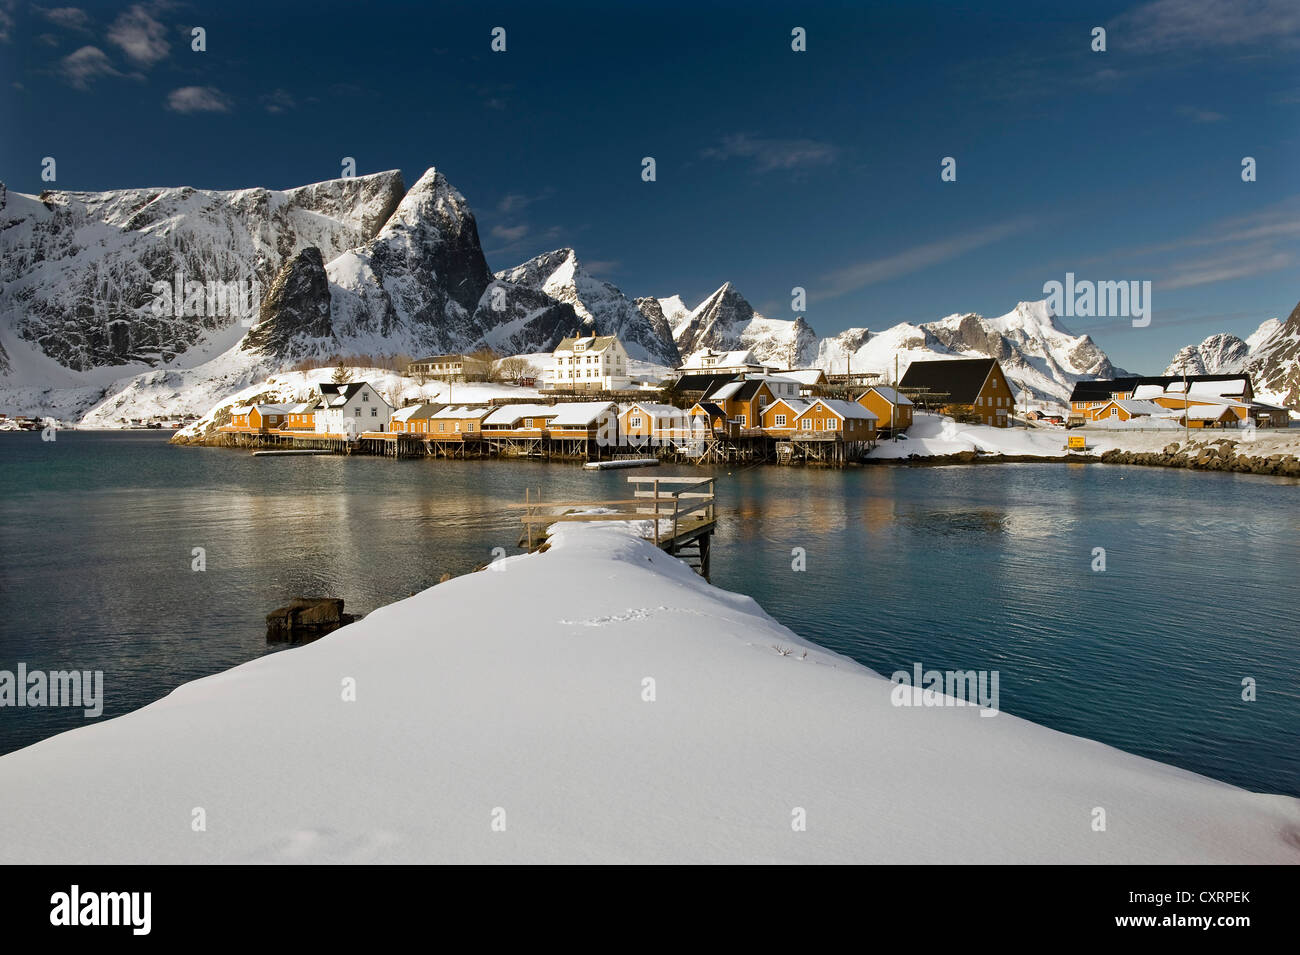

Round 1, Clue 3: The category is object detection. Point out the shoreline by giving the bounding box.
[167,429,1300,478]
[0,520,1295,864]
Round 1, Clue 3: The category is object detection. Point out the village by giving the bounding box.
[206,329,1290,467]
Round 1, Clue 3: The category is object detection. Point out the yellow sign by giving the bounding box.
[1067,434,1087,450]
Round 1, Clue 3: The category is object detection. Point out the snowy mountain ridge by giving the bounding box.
[1164,301,1300,407]
[0,163,1204,423]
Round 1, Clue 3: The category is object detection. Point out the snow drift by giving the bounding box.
[0,522,1294,864]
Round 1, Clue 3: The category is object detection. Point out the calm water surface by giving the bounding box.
[1,432,1296,796]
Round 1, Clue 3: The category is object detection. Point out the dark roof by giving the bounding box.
[1067,373,1251,403]
[707,378,769,401]
[668,373,738,394]
[317,382,366,399]
[898,358,997,404]
[692,401,727,419]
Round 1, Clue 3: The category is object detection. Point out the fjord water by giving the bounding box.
[1,432,1297,797]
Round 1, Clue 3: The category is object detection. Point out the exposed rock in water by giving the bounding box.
[266,597,356,643]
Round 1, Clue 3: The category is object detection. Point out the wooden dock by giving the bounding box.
[519,476,717,576]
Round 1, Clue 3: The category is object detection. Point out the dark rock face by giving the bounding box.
[326,168,494,353]
[491,248,679,364]
[266,597,355,643]
[471,280,580,355]
[673,282,817,366]
[242,248,333,359]
[0,170,405,372]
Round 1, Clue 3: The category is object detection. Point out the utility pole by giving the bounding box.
[1182,361,1189,445]
[892,353,898,441]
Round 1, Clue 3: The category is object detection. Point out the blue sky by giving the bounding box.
[2,0,1297,372]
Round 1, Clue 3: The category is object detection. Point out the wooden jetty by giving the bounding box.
[519,476,717,576]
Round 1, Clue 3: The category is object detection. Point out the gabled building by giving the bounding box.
[856,386,914,433]
[545,332,632,392]
[427,406,492,437]
[678,348,773,376]
[482,403,560,436]
[389,402,448,434]
[619,402,694,443]
[282,400,319,431]
[406,354,491,382]
[314,381,394,434]
[772,368,828,396]
[789,398,878,441]
[1089,399,1168,422]
[759,398,811,435]
[898,358,1014,428]
[546,401,618,439]
[228,403,295,432]
[702,378,776,431]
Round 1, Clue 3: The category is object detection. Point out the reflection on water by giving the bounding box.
[2,434,1298,797]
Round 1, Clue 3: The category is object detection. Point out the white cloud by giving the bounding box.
[817,218,1034,300]
[165,85,231,113]
[261,89,295,114]
[702,133,839,172]
[59,45,121,88]
[108,3,169,67]
[38,6,91,30]
[1115,0,1300,52]
[490,223,529,242]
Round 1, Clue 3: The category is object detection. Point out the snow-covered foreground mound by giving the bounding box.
[869,412,1070,459]
[0,524,1295,863]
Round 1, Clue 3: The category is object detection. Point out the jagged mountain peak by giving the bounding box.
[494,247,677,364]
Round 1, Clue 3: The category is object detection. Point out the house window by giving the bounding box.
[775,414,786,426]
[801,418,811,429]
[362,393,369,402]
[737,413,746,426]
[631,416,642,428]
[828,418,838,430]
[371,408,377,417]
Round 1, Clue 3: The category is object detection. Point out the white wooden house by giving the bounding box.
[314,381,393,435]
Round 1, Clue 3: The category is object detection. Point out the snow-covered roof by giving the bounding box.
[1184,404,1240,420]
[285,401,319,414]
[429,405,492,420]
[623,402,685,420]
[775,368,827,385]
[863,386,914,406]
[1102,400,1166,415]
[707,381,744,401]
[680,348,761,370]
[815,398,878,420]
[390,402,444,422]
[483,403,560,426]
[1131,384,1165,399]
[549,401,616,426]
[1187,378,1247,398]
[554,334,621,353]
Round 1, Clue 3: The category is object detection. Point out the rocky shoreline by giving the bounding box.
[1097,438,1300,477]
[861,437,1300,476]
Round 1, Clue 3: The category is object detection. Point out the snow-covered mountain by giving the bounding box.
[815,300,1122,406]
[671,282,817,366]
[1164,300,1300,407]
[0,170,404,373]
[2,162,1147,424]
[494,248,678,364]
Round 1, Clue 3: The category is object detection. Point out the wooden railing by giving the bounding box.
[520,476,716,549]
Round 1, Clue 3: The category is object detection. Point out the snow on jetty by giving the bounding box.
[0,523,1296,863]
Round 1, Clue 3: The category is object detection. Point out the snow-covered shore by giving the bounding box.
[0,523,1295,864]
